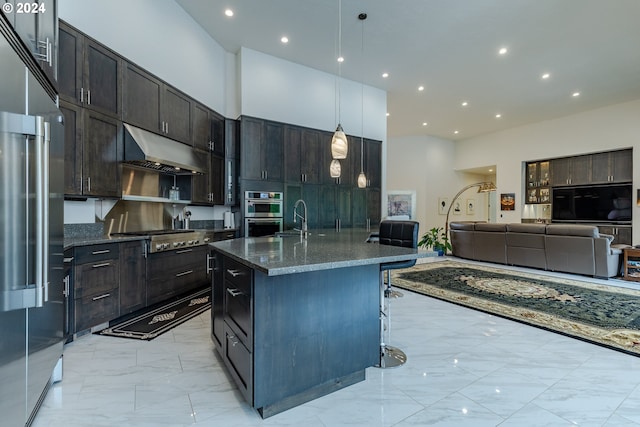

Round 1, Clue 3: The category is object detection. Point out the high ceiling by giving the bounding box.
[176,0,640,141]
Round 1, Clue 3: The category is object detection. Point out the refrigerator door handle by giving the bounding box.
[35,116,48,307]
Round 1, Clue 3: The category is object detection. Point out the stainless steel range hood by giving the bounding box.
[123,123,206,174]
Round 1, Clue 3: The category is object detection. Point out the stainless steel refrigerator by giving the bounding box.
[0,11,65,427]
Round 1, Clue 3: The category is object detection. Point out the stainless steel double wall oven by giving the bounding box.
[244,191,283,237]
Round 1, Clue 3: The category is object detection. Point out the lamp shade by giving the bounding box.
[357,172,367,188]
[477,182,497,193]
[331,124,348,159]
[330,159,341,178]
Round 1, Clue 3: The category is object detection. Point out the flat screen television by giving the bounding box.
[552,184,632,223]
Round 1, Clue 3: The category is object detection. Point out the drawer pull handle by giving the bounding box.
[226,269,244,277]
[226,288,243,297]
[92,249,110,255]
[175,270,194,278]
[228,334,238,347]
[176,249,193,254]
[92,293,111,301]
[92,262,111,268]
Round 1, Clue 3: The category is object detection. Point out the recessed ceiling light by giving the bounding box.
[454,130,459,135]
[224,9,234,17]
[498,47,508,55]
[495,113,502,118]
[461,101,468,107]
[418,85,424,91]
[281,36,289,44]
[572,92,581,97]
[489,169,494,172]
[541,73,550,79]
[337,56,344,63]
[382,72,389,78]
[422,122,428,126]
[386,112,390,117]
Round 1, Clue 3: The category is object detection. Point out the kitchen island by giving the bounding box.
[209,229,425,418]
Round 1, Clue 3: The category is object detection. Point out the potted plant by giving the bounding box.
[418,227,451,256]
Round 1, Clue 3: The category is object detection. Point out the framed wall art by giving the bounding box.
[438,197,449,215]
[387,190,416,219]
[466,198,475,215]
[500,193,516,211]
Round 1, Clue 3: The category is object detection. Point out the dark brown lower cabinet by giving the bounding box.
[73,243,120,332]
[146,245,208,306]
[119,240,147,315]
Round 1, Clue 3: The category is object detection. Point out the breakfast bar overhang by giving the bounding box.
[209,229,425,418]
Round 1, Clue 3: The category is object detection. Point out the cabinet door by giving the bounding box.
[211,250,224,348]
[119,241,146,315]
[318,186,337,228]
[611,149,632,183]
[211,112,225,156]
[263,121,283,181]
[284,125,302,182]
[83,110,122,198]
[570,155,591,185]
[365,139,382,188]
[60,101,83,196]
[590,152,610,184]
[301,128,322,184]
[303,184,320,229]
[191,150,211,205]
[284,184,302,230]
[192,102,211,151]
[34,1,56,82]
[352,188,368,228]
[83,39,121,117]
[162,85,191,143]
[240,117,263,181]
[58,23,83,104]
[551,157,571,186]
[367,188,381,228]
[210,155,225,205]
[225,119,239,159]
[337,186,352,228]
[123,63,161,133]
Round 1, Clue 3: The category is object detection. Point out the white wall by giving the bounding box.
[59,0,227,112]
[238,48,387,142]
[386,134,490,236]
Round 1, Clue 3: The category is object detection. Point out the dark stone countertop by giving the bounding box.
[209,228,428,276]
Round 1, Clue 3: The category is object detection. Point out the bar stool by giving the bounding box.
[377,220,419,368]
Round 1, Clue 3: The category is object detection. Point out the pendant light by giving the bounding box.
[331,0,348,160]
[357,13,367,188]
[330,159,341,178]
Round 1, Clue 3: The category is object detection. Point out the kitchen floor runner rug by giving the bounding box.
[393,260,640,356]
[99,288,211,340]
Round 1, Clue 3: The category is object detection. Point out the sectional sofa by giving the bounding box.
[449,221,623,278]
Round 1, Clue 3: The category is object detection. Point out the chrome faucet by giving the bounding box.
[293,199,308,239]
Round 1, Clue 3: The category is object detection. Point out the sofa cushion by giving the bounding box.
[449,221,476,231]
[475,223,507,232]
[545,224,599,238]
[506,223,546,234]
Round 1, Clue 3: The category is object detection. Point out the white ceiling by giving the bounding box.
[176,0,640,141]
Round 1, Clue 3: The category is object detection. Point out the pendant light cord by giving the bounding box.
[360,13,365,174]
[337,0,342,124]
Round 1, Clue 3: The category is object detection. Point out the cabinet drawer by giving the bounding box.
[74,243,120,264]
[75,288,119,332]
[224,257,252,288]
[224,322,252,404]
[224,278,252,349]
[74,260,119,299]
[147,265,207,305]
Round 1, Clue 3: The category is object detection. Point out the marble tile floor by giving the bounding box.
[33,259,640,427]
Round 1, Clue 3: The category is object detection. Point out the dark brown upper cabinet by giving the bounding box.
[58,21,122,118]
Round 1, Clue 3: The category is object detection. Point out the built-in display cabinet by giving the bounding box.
[525,148,633,245]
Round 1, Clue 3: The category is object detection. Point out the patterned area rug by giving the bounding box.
[100,287,211,340]
[394,261,640,356]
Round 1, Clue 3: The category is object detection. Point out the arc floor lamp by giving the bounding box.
[444,181,497,248]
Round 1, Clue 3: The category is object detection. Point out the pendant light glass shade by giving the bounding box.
[331,124,348,159]
[357,171,367,188]
[330,159,341,178]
